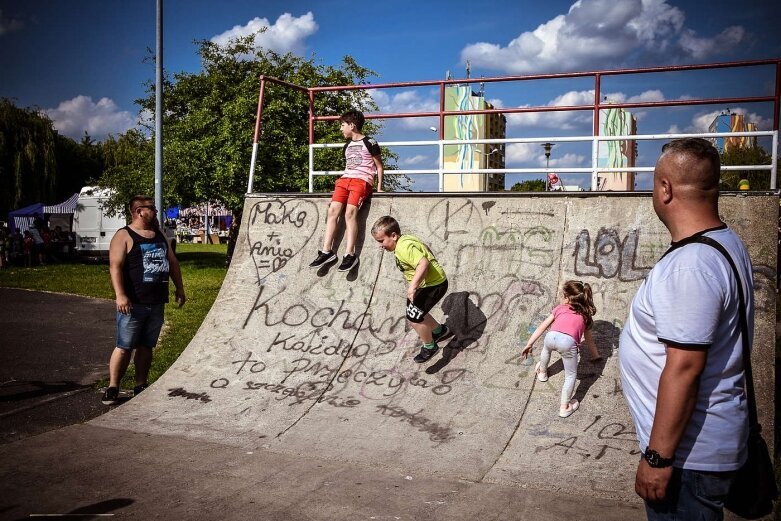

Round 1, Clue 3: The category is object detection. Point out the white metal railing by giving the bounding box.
[307,130,778,192]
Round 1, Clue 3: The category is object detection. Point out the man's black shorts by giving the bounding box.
[405,280,448,323]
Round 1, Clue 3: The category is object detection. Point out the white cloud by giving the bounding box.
[678,26,745,60]
[45,96,136,140]
[673,108,771,134]
[494,88,674,129]
[400,154,433,166]
[460,0,745,74]
[491,90,593,130]
[549,153,587,167]
[211,12,317,55]
[0,9,23,36]
[369,89,439,129]
[505,143,586,167]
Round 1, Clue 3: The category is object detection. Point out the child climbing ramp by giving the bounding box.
[371,215,452,363]
[521,280,601,418]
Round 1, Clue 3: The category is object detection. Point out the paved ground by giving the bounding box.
[0,286,645,521]
[0,423,645,520]
[0,288,115,444]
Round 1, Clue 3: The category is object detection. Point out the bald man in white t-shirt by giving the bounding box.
[619,138,753,520]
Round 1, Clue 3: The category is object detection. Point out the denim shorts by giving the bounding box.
[116,303,165,350]
[644,467,736,521]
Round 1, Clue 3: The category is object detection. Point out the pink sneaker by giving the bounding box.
[559,399,579,418]
[534,362,548,382]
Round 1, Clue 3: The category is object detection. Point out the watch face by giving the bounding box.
[646,451,659,466]
[644,449,671,468]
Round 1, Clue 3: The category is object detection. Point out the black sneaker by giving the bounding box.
[337,253,359,272]
[133,384,148,396]
[414,344,440,364]
[432,324,452,343]
[102,386,120,405]
[309,250,337,269]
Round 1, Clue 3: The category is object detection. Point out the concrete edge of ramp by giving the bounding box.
[0,423,648,520]
[90,192,777,502]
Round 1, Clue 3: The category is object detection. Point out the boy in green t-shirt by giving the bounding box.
[370,216,451,363]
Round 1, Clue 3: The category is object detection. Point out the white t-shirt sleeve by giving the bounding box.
[652,264,725,347]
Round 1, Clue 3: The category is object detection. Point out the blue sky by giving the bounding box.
[2,0,780,191]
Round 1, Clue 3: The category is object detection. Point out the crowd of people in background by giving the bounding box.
[169,202,232,243]
[0,214,76,268]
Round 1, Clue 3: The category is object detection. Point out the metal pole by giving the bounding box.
[155,0,163,225]
[439,82,445,192]
[247,77,266,194]
[205,201,210,242]
[593,73,601,191]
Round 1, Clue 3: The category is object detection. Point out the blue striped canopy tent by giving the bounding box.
[43,193,79,214]
[44,193,79,232]
[9,202,43,234]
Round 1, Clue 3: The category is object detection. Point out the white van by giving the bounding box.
[73,187,175,258]
[73,187,126,258]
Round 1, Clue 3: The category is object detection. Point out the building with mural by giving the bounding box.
[443,85,506,192]
[597,106,637,191]
[709,112,757,152]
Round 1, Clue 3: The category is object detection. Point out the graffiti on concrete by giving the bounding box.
[534,414,640,462]
[573,228,652,281]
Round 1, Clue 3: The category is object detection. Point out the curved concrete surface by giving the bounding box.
[92,193,777,500]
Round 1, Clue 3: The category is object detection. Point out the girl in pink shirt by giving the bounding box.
[521,280,600,418]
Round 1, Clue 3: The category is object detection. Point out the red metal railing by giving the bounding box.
[247,58,781,193]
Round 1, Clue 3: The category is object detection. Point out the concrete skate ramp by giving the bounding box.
[94,193,777,499]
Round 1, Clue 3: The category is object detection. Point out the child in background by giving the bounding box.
[371,216,451,363]
[22,230,34,267]
[521,280,600,418]
[309,109,384,273]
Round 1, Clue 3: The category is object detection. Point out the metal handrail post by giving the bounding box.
[438,141,444,192]
[591,137,599,190]
[772,131,778,189]
[247,77,266,194]
[309,146,314,193]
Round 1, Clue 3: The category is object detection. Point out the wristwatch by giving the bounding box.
[642,448,674,468]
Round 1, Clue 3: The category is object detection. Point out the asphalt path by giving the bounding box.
[0,288,116,444]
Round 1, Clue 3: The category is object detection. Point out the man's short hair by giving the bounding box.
[661,138,721,188]
[340,110,365,132]
[129,195,154,213]
[371,215,401,236]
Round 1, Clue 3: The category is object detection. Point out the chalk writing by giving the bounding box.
[376,405,456,443]
[167,387,212,403]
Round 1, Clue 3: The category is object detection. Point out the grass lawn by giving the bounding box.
[0,243,228,389]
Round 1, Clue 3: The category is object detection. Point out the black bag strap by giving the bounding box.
[661,234,758,430]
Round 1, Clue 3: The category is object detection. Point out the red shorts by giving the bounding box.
[331,177,373,208]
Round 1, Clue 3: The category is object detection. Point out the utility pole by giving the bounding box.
[155,0,163,226]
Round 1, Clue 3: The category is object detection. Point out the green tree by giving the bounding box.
[108,35,401,215]
[719,145,774,190]
[509,179,546,192]
[0,98,58,216]
[54,132,102,200]
[0,98,99,216]
[95,129,156,217]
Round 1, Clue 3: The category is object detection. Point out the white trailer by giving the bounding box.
[72,187,175,258]
[72,187,126,258]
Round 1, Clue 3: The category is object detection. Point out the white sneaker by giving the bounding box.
[559,399,579,418]
[534,362,548,382]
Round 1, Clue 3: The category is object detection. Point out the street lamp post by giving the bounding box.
[542,142,555,190]
[155,0,163,226]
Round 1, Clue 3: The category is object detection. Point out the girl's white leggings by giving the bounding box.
[540,330,578,406]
